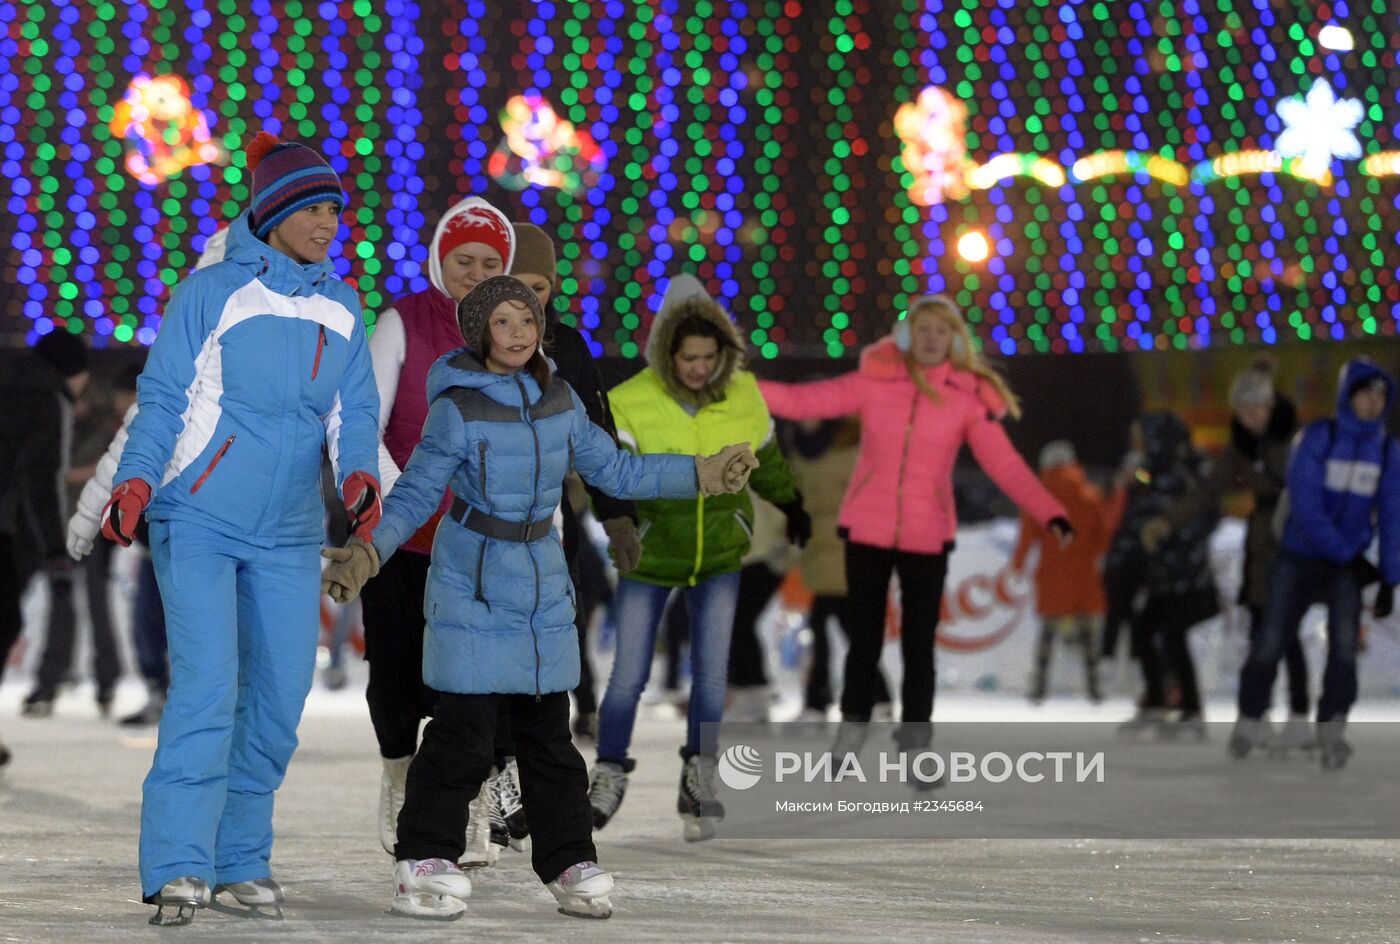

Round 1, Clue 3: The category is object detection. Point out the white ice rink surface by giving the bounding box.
[2,681,1399,943]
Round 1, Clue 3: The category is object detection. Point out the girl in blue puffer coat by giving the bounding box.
[321,276,756,921]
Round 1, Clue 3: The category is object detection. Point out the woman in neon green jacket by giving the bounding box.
[588,275,805,842]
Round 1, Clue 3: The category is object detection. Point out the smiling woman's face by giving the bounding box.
[267,201,341,264]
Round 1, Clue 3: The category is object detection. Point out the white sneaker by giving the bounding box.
[389,859,470,921]
[547,861,614,919]
[379,755,413,856]
[460,782,498,868]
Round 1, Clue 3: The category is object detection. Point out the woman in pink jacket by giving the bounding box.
[758,295,1071,754]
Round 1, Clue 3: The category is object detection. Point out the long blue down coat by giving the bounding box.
[372,350,698,695]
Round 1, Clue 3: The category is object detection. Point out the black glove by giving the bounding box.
[1375,584,1394,619]
[778,495,812,549]
[1349,555,1382,587]
[1048,515,1075,547]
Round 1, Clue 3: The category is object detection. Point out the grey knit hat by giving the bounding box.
[456,275,545,357]
[1038,440,1076,471]
[1228,357,1276,409]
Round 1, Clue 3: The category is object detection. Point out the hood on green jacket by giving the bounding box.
[645,273,747,409]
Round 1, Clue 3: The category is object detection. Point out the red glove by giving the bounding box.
[343,471,382,541]
[100,478,152,548]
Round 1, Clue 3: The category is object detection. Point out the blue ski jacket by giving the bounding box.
[373,350,697,695]
[116,211,380,546]
[1282,358,1400,585]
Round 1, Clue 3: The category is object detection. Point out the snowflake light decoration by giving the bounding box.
[1274,79,1363,177]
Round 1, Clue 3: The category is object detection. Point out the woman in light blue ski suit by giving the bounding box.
[103,133,382,923]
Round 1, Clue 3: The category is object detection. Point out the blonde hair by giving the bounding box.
[905,295,1022,421]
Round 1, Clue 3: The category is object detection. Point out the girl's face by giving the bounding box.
[267,201,340,264]
[441,242,505,302]
[672,334,720,392]
[909,311,954,366]
[513,271,553,307]
[485,300,539,374]
[1234,402,1271,435]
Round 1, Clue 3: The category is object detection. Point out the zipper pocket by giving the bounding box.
[474,540,490,611]
[478,441,489,506]
[733,510,753,539]
[191,435,236,493]
[310,325,326,380]
[474,440,491,611]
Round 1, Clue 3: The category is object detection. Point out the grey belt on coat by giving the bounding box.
[449,496,553,543]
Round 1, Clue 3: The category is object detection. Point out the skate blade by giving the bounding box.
[681,815,719,843]
[207,898,284,921]
[555,894,613,919]
[388,893,466,921]
[148,902,200,926]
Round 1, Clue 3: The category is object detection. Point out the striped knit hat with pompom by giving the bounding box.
[245,131,346,241]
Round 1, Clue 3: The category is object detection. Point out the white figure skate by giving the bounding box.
[145,876,211,926]
[460,784,498,868]
[211,878,284,920]
[547,861,614,919]
[379,754,413,855]
[389,858,470,920]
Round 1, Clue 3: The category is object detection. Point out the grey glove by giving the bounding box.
[320,537,381,603]
[602,516,642,574]
[694,442,759,496]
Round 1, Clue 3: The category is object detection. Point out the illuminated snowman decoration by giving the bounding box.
[109,74,227,186]
[893,85,970,206]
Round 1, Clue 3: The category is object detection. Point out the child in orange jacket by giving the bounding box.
[1011,441,1110,703]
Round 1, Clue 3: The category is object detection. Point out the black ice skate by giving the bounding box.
[588,759,632,830]
[1117,706,1169,738]
[490,758,528,850]
[677,752,724,843]
[144,876,211,926]
[1317,720,1353,770]
[20,689,55,719]
[210,878,284,920]
[1156,711,1206,741]
[1227,717,1272,759]
[1266,713,1317,758]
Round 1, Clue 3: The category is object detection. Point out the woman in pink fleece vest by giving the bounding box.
[758,295,1070,755]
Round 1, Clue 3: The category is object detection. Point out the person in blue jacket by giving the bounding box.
[320,276,756,921]
[1231,357,1400,768]
[100,132,383,925]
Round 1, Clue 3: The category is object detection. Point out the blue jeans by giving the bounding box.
[1238,551,1361,723]
[597,572,741,762]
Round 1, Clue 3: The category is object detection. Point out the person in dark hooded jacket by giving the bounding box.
[1106,412,1219,736]
[0,330,90,765]
[1140,358,1308,744]
[1232,358,1400,768]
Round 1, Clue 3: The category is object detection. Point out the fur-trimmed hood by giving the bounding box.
[644,274,746,408]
